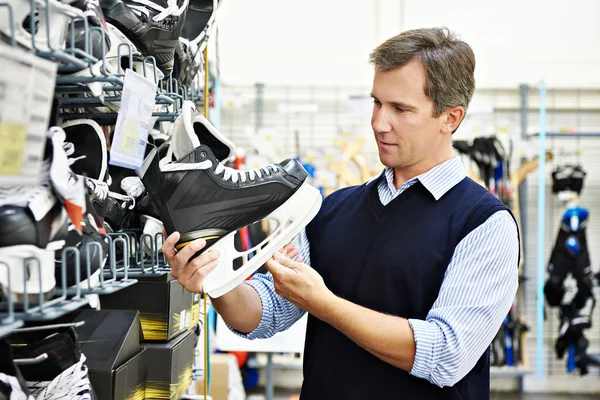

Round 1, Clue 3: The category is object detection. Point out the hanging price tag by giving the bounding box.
[0,44,57,186]
[110,69,156,170]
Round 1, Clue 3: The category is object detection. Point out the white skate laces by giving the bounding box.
[85,178,108,202]
[128,0,189,21]
[62,141,87,167]
[120,176,145,199]
[214,163,281,184]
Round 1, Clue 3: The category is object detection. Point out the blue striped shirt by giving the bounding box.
[233,156,519,388]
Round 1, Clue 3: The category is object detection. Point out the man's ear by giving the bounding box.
[441,106,465,135]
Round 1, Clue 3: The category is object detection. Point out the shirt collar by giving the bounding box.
[382,156,466,201]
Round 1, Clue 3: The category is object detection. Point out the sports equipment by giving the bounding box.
[168,100,235,163]
[61,119,108,182]
[139,143,322,297]
[0,0,83,52]
[0,136,72,303]
[100,0,189,73]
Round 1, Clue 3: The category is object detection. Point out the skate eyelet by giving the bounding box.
[200,151,207,158]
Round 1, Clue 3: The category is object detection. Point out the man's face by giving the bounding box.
[370,59,448,170]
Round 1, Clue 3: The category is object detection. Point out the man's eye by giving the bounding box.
[396,107,405,112]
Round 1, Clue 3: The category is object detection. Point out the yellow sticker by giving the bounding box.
[121,116,141,156]
[0,121,28,175]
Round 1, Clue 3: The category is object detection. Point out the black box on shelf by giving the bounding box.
[142,329,196,400]
[70,309,145,400]
[100,274,200,341]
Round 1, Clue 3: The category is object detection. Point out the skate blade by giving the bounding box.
[0,242,63,303]
[203,180,322,298]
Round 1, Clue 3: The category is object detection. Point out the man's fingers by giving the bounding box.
[265,258,288,276]
[187,257,220,283]
[274,252,299,270]
[162,231,180,260]
[286,247,300,259]
[190,249,220,270]
[175,238,208,266]
[283,242,296,253]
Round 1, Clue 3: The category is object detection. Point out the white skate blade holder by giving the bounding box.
[203,180,322,298]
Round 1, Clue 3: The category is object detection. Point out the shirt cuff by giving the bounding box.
[408,318,443,386]
[226,279,273,340]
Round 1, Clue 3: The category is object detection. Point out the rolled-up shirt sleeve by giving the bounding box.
[408,210,519,387]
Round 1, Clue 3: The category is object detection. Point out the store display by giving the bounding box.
[2,0,599,396]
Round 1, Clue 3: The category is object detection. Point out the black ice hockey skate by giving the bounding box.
[100,0,188,72]
[139,144,322,297]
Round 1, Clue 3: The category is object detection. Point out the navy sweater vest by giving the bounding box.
[302,176,516,400]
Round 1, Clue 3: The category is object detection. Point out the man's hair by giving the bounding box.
[369,27,475,121]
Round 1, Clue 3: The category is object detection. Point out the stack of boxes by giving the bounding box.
[70,274,200,400]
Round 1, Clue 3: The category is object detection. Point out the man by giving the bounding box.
[162,27,519,399]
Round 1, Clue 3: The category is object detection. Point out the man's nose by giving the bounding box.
[371,108,392,134]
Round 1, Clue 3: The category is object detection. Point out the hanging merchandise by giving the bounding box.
[551,164,587,195]
[554,301,600,375]
[544,198,594,310]
[543,165,600,375]
[452,136,512,206]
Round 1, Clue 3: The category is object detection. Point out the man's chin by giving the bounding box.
[378,154,402,169]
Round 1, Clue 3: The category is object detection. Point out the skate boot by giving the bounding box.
[180,0,213,43]
[66,0,111,61]
[139,144,322,297]
[100,0,189,73]
[168,100,236,163]
[54,199,109,290]
[0,0,83,52]
[0,140,71,303]
[61,119,108,183]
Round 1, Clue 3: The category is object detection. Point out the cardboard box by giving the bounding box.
[113,348,147,400]
[70,309,145,400]
[194,354,239,400]
[101,274,200,341]
[142,329,196,400]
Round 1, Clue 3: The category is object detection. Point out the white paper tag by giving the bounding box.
[185,310,191,328]
[110,69,156,170]
[179,310,185,330]
[0,45,56,186]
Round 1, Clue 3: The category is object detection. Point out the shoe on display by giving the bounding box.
[54,179,109,290]
[65,0,111,61]
[61,119,108,183]
[139,141,322,297]
[0,0,83,52]
[172,37,197,88]
[100,0,189,73]
[168,100,235,163]
[10,327,93,400]
[180,0,213,42]
[0,141,70,303]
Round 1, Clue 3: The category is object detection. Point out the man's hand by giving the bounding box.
[162,230,304,295]
[162,230,220,294]
[264,252,334,317]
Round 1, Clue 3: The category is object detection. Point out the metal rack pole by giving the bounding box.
[536,81,547,380]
